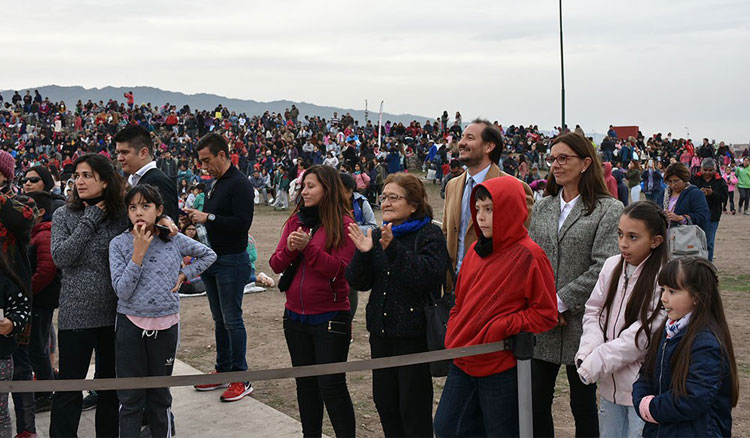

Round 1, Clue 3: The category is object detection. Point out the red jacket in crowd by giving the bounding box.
[445,176,557,377]
[30,221,56,295]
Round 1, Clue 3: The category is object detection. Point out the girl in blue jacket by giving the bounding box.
[633,257,738,437]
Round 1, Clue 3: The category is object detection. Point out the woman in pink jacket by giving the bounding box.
[576,201,668,438]
[269,165,356,438]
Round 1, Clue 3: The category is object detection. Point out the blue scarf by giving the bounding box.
[386,216,431,237]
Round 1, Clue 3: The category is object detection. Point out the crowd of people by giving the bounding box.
[0,89,743,438]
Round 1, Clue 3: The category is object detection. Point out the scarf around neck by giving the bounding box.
[474,235,493,258]
[386,216,431,237]
[298,205,321,229]
[666,311,692,339]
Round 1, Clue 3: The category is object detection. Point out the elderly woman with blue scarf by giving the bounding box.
[346,172,449,438]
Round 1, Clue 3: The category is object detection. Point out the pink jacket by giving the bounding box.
[576,255,666,406]
[723,170,738,192]
[269,214,355,315]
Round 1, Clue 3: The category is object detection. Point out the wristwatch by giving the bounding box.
[207,213,216,222]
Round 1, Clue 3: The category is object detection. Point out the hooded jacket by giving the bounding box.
[603,162,619,198]
[270,213,355,315]
[662,184,710,231]
[445,176,557,377]
[576,255,666,406]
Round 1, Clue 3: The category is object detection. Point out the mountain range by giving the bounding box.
[0,85,427,126]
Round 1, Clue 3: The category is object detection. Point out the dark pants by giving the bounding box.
[115,314,178,438]
[12,343,35,434]
[284,312,355,438]
[724,191,735,212]
[738,187,750,212]
[202,252,250,372]
[434,363,518,437]
[50,327,118,438]
[531,359,599,438]
[29,307,55,398]
[370,334,433,438]
[348,287,358,322]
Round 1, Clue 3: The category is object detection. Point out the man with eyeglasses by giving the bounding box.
[442,119,533,277]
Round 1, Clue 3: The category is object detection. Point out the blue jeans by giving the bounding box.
[704,220,719,261]
[598,398,643,438]
[202,252,251,372]
[434,363,518,437]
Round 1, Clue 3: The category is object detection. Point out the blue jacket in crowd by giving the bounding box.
[632,328,733,437]
[668,184,710,231]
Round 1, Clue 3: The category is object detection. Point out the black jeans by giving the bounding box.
[115,314,178,438]
[29,307,55,398]
[531,359,598,438]
[284,311,355,438]
[50,326,118,438]
[369,334,433,438]
[12,343,35,434]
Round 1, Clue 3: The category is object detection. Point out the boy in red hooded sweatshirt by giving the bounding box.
[434,176,557,437]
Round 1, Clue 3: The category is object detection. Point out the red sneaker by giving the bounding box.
[194,370,229,391]
[220,382,253,402]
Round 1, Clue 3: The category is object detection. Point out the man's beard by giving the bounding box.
[458,152,481,168]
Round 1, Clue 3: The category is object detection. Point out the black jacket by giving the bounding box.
[346,222,449,338]
[691,173,728,223]
[203,165,254,255]
[139,167,179,222]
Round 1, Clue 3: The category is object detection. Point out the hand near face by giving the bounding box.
[132,223,154,266]
[347,223,373,253]
[380,223,393,250]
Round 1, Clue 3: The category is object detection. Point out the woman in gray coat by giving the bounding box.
[528,133,623,437]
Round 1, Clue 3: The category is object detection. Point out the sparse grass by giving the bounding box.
[720,273,750,293]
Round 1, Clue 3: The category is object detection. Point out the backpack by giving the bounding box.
[668,224,708,260]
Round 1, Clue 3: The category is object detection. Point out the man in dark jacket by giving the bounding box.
[115,125,179,221]
[691,158,728,261]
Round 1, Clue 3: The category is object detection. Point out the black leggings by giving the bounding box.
[284,312,355,438]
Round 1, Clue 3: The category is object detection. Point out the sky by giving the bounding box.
[2,0,749,142]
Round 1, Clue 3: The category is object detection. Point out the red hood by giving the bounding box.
[603,161,613,176]
[470,176,528,252]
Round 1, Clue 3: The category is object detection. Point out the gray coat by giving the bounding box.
[528,194,622,365]
[51,205,128,330]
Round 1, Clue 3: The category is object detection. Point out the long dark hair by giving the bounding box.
[288,165,351,249]
[545,133,612,215]
[68,154,124,221]
[599,201,668,349]
[642,257,739,406]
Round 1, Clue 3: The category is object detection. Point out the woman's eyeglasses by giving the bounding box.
[545,154,581,165]
[21,177,43,184]
[378,194,407,203]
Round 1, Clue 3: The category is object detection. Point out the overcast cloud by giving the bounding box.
[2,0,749,142]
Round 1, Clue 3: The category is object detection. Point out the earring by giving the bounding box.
[581,168,586,174]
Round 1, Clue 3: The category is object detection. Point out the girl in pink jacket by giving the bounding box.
[576,201,668,438]
[722,164,738,214]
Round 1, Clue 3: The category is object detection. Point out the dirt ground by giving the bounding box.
[177,175,750,437]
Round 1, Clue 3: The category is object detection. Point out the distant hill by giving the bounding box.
[0,85,428,125]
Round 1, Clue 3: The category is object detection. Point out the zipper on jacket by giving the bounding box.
[299,264,306,314]
[609,271,630,404]
[657,337,668,437]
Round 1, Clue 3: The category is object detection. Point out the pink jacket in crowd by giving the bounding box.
[723,170,738,192]
[576,255,666,407]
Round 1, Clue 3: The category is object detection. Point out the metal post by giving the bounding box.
[377,101,384,149]
[513,332,535,437]
[559,0,566,132]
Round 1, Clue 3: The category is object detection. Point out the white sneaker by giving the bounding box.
[257,272,276,288]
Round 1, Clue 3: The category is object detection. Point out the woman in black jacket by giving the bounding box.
[346,172,448,438]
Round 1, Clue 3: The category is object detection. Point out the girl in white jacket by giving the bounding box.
[576,201,668,438]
